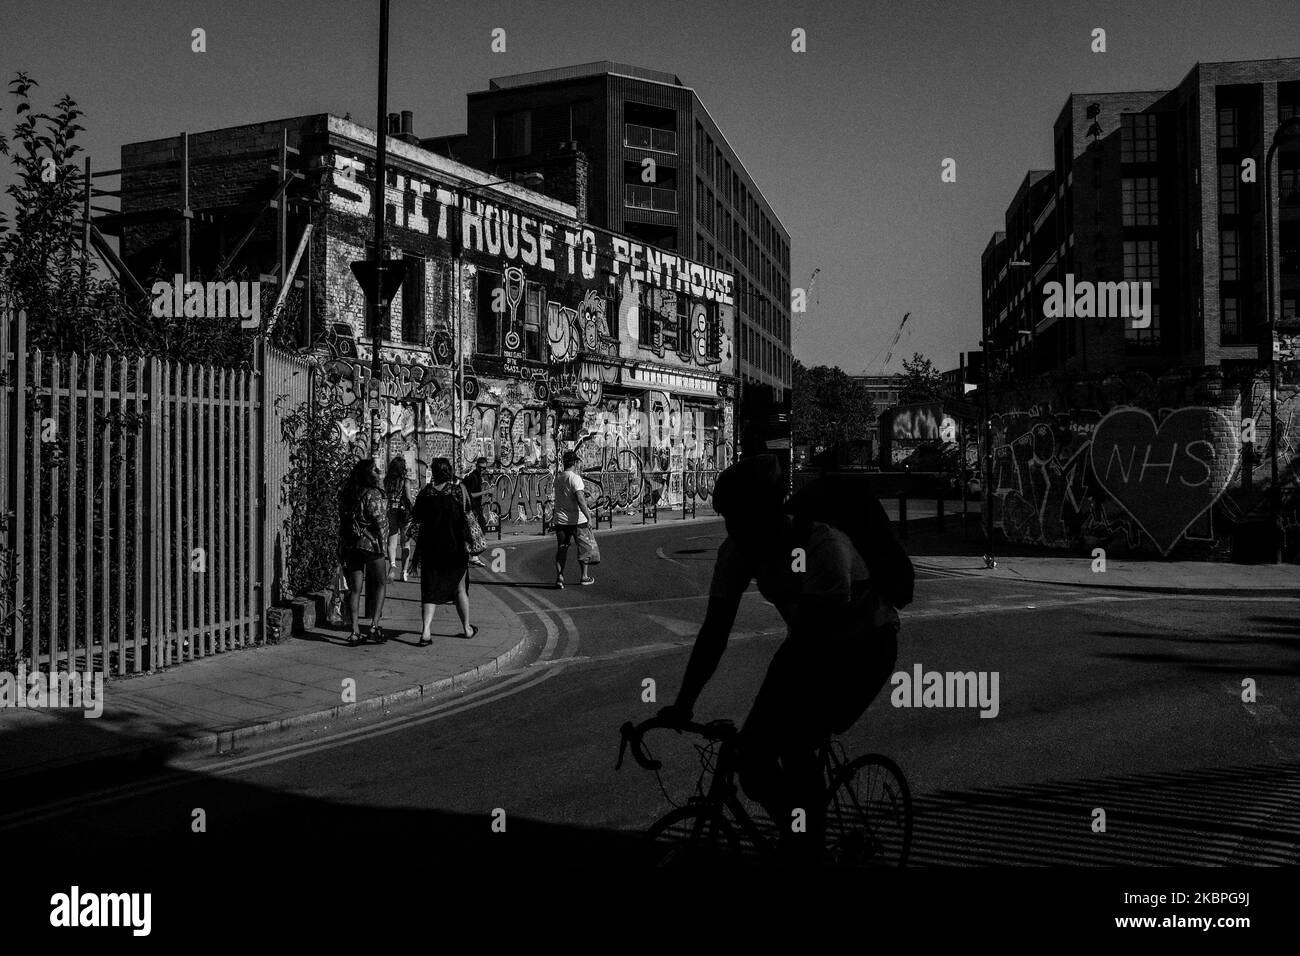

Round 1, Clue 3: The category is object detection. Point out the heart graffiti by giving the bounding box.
[1088,406,1240,556]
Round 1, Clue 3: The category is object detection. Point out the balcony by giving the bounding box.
[624,123,676,153]
[624,184,677,213]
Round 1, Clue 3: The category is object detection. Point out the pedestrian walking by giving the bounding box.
[552,450,595,589]
[461,456,489,568]
[384,455,415,581]
[406,457,477,645]
[337,458,390,645]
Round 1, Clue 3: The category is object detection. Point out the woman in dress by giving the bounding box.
[337,457,389,645]
[384,455,414,581]
[406,457,477,645]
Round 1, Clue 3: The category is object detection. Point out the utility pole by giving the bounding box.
[370,0,389,456]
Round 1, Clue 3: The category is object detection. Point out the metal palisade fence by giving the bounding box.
[0,306,311,676]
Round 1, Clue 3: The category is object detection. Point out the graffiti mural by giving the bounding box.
[1089,407,1239,556]
[988,383,1300,556]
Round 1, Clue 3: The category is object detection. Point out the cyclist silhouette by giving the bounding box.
[660,453,904,863]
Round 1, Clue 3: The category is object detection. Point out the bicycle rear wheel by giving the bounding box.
[643,804,742,869]
[824,753,913,867]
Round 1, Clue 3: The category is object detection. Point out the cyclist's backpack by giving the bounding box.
[785,475,915,609]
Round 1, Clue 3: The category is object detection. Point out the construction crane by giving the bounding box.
[866,311,911,373]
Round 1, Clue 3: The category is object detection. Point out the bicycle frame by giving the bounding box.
[684,735,856,858]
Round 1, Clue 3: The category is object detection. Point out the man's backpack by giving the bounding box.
[785,475,915,609]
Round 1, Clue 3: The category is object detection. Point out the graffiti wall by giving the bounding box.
[988,370,1300,557]
[312,137,738,517]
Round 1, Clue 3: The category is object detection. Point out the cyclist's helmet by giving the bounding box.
[712,454,785,518]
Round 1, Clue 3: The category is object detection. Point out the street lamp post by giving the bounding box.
[980,257,1034,569]
[1263,116,1300,564]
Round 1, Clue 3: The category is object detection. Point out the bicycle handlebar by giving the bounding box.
[616,715,738,771]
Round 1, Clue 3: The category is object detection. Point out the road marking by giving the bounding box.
[654,546,687,568]
[0,580,582,833]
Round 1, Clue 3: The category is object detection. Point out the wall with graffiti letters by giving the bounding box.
[987,369,1300,557]
[312,150,737,517]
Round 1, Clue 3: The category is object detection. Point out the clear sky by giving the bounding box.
[2,0,1298,373]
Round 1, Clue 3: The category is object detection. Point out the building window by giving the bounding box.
[1123,239,1160,345]
[401,254,426,345]
[493,110,531,159]
[524,282,543,361]
[1122,177,1158,226]
[1219,163,1239,214]
[475,269,501,355]
[1217,105,1237,149]
[1220,296,1243,343]
[638,284,656,347]
[1220,229,1239,281]
[676,292,690,349]
[1120,113,1158,163]
[1281,166,1300,203]
[1283,296,1298,322]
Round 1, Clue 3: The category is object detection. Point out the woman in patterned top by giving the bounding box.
[338,458,390,645]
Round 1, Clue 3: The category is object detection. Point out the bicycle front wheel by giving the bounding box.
[643,804,742,869]
[825,753,913,867]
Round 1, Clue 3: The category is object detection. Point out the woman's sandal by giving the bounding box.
[347,631,364,646]
[461,624,479,639]
[416,636,433,647]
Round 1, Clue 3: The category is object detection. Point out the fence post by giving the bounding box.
[253,338,267,642]
[898,493,908,539]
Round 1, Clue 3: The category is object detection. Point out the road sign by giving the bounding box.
[350,259,409,307]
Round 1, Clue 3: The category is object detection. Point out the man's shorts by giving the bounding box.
[554,523,582,547]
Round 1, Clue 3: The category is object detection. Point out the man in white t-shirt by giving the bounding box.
[552,450,594,589]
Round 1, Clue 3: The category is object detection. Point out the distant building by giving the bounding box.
[422,61,792,454]
[849,373,904,416]
[981,57,1300,379]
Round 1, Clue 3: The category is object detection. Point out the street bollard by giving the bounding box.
[937,495,945,532]
[898,494,908,539]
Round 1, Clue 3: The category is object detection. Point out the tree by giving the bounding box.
[898,352,945,405]
[791,360,876,451]
[0,72,270,363]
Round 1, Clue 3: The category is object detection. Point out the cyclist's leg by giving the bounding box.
[739,638,825,863]
[826,623,899,735]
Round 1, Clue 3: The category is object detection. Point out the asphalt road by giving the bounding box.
[5,520,1299,877]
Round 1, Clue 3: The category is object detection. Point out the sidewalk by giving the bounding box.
[903,512,1300,595]
[0,574,530,779]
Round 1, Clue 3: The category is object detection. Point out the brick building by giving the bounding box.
[975,59,1300,561]
[422,61,792,447]
[119,113,737,512]
[981,57,1300,379]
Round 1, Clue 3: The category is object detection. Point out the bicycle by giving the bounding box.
[617,714,913,868]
